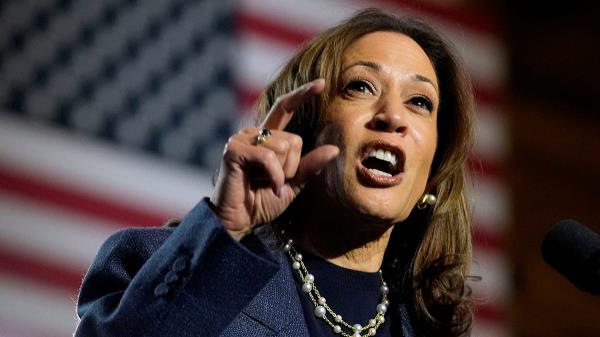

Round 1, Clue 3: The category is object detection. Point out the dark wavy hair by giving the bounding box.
[253,8,475,337]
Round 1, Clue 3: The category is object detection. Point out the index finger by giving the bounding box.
[260,79,325,130]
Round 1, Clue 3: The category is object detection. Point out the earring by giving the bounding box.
[417,193,437,210]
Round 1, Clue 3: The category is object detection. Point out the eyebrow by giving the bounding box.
[342,60,381,73]
[342,61,439,93]
[412,74,439,92]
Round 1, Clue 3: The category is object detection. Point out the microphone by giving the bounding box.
[541,219,600,295]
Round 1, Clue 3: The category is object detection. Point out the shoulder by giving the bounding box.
[103,226,173,253]
[79,226,175,301]
[95,198,223,263]
[94,226,173,269]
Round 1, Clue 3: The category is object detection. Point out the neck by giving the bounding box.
[312,228,394,273]
[291,201,395,273]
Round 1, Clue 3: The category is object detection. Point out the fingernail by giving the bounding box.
[277,186,285,198]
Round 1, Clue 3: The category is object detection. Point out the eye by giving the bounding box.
[408,96,434,112]
[343,79,375,95]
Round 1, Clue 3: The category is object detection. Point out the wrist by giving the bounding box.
[206,198,249,241]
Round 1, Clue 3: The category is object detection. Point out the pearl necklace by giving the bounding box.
[284,239,390,337]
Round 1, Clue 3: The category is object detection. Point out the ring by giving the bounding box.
[256,128,271,145]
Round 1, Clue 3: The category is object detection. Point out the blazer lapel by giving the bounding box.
[240,251,309,337]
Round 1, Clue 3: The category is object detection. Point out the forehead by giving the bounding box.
[342,31,437,85]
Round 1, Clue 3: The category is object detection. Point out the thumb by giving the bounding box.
[291,145,339,191]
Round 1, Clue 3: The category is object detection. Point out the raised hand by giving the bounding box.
[210,79,340,240]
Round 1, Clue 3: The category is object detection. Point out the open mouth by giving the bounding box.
[359,142,405,178]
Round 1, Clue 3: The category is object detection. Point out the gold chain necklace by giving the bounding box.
[284,239,390,337]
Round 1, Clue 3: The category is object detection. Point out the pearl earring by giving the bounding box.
[417,193,437,210]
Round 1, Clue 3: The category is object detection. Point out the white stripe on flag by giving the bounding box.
[471,175,512,235]
[0,273,77,337]
[234,30,297,91]
[0,192,117,271]
[472,247,512,307]
[0,113,213,216]
[475,105,510,163]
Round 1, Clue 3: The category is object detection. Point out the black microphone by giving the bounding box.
[541,219,600,295]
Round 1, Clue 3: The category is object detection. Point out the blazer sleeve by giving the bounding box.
[75,199,281,337]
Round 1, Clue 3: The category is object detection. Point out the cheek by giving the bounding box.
[408,122,437,195]
[412,120,438,163]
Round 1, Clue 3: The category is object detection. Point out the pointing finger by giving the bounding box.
[260,79,325,131]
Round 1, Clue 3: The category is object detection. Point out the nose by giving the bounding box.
[368,98,407,133]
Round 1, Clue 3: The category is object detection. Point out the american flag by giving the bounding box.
[0,0,511,336]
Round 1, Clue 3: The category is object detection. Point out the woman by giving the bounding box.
[76,8,474,337]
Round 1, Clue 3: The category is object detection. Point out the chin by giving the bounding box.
[343,185,411,225]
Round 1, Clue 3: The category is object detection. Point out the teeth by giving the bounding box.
[368,149,397,166]
[368,168,392,177]
[384,150,393,165]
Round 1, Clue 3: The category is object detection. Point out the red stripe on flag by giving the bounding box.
[370,0,503,37]
[468,157,506,180]
[236,85,262,112]
[0,164,170,229]
[473,227,505,251]
[473,86,506,107]
[0,246,84,292]
[474,303,503,322]
[235,12,310,47]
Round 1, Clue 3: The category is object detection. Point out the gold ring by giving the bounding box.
[256,128,271,145]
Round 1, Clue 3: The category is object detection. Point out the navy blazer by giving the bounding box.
[75,200,415,337]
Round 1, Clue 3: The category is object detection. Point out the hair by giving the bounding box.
[254,8,475,337]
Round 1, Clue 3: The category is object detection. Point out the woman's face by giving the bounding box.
[317,31,439,225]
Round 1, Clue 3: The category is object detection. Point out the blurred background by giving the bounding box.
[0,0,598,336]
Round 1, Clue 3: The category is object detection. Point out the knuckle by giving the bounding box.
[275,139,290,153]
[263,150,278,162]
[239,127,257,135]
[222,146,233,159]
[225,136,242,150]
[228,133,245,144]
[291,134,303,149]
[222,139,237,157]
